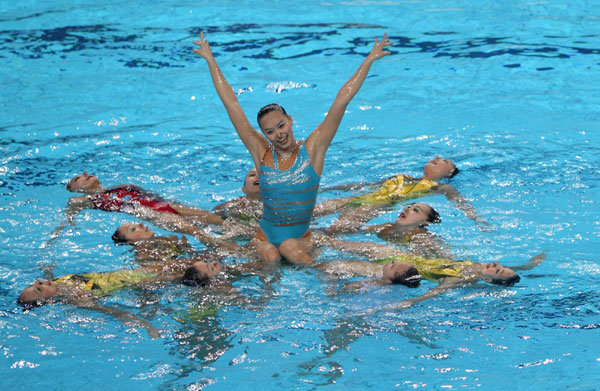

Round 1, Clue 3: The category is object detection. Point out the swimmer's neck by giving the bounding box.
[392,224,427,235]
[77,183,104,194]
[245,193,262,201]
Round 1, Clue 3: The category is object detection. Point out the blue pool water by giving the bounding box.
[2,0,600,389]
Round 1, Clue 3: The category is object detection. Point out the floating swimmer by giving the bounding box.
[51,172,239,251]
[316,236,545,310]
[65,172,224,224]
[17,256,223,338]
[325,156,490,233]
[194,32,392,265]
[111,222,196,264]
[323,202,450,258]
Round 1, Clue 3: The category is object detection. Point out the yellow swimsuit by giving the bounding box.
[349,175,438,206]
[375,254,471,281]
[54,269,155,296]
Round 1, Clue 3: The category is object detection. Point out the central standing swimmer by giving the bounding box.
[194,32,392,264]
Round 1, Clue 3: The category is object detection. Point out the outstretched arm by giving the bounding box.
[378,277,463,311]
[511,253,546,271]
[306,34,392,175]
[46,196,90,245]
[193,32,268,168]
[313,196,354,217]
[319,235,402,260]
[435,184,491,230]
[76,299,161,338]
[136,210,242,253]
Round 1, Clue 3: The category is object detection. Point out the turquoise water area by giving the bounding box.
[1,1,600,389]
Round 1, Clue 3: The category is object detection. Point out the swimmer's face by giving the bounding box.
[67,172,102,192]
[242,168,260,197]
[424,156,457,180]
[395,203,432,227]
[258,110,295,151]
[382,260,413,282]
[192,261,222,278]
[480,262,517,283]
[118,222,155,242]
[19,280,58,304]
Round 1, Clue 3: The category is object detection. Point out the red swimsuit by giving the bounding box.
[90,186,179,214]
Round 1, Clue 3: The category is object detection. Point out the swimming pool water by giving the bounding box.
[2,1,600,389]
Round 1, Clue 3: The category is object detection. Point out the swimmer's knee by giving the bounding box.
[278,238,299,256]
[254,240,281,262]
[262,249,281,263]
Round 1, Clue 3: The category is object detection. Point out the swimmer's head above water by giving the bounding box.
[182,261,222,286]
[423,156,459,181]
[256,103,297,153]
[479,262,520,286]
[112,222,155,244]
[66,172,102,192]
[18,280,59,308]
[395,202,441,228]
[242,168,261,198]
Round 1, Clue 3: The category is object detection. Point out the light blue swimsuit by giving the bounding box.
[259,142,320,247]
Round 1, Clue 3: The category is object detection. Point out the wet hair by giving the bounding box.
[425,207,442,225]
[182,265,210,287]
[447,167,460,178]
[389,265,422,288]
[257,103,288,127]
[17,297,46,310]
[111,227,129,244]
[489,273,520,286]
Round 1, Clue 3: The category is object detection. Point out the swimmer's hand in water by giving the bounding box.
[193,32,214,61]
[511,252,547,271]
[363,300,412,316]
[477,220,494,232]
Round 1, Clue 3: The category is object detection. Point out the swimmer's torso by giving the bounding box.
[350,175,438,206]
[54,269,156,296]
[376,254,472,281]
[89,185,179,214]
[259,142,320,246]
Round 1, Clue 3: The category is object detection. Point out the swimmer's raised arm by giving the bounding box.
[193,32,268,168]
[306,33,392,175]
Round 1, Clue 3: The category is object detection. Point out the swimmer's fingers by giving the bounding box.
[370,33,393,60]
[192,32,213,59]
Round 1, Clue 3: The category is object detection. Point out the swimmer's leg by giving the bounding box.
[252,237,281,263]
[171,204,224,225]
[279,234,316,266]
[325,204,381,234]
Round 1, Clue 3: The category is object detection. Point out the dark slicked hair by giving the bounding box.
[426,206,441,225]
[390,265,422,288]
[257,103,288,127]
[111,227,129,244]
[490,273,520,286]
[448,167,460,178]
[182,265,210,287]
